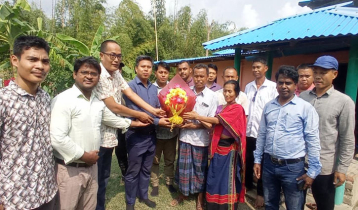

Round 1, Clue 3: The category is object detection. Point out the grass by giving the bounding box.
[105,155,252,210]
[105,155,199,210]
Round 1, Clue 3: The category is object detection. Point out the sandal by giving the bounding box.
[306,203,317,210]
[170,196,186,207]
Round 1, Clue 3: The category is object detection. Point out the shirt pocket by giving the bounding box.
[284,113,303,133]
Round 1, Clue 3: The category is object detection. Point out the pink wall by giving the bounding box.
[190,50,349,90]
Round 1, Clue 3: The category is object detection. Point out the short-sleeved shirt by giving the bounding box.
[245,78,278,138]
[93,63,129,148]
[0,82,57,210]
[179,87,218,147]
[186,77,195,87]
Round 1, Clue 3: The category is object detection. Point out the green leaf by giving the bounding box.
[0,43,9,53]
[37,17,42,31]
[56,33,90,56]
[0,5,13,20]
[90,24,104,56]
[14,0,31,12]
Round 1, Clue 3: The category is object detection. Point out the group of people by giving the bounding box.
[0,35,356,210]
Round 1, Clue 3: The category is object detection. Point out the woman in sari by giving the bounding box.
[183,80,246,210]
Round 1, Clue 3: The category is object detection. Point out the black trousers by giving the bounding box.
[311,174,335,210]
[245,137,263,196]
[115,129,128,177]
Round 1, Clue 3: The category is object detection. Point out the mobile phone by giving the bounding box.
[297,179,305,191]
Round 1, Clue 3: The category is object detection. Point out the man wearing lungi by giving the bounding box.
[171,63,218,210]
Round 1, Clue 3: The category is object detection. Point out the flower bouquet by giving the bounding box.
[158,74,196,131]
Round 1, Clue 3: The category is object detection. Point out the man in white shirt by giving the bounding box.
[216,67,249,114]
[245,57,278,207]
[51,57,146,210]
[171,64,218,209]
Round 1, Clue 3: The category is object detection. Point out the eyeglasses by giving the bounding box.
[79,71,99,77]
[101,52,122,60]
[252,91,258,102]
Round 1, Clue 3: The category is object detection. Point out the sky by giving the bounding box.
[29,0,312,29]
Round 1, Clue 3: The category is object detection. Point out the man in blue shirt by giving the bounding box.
[253,66,321,210]
[123,55,171,210]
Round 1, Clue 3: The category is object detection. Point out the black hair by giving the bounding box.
[135,55,153,67]
[193,63,209,75]
[73,56,101,74]
[253,57,268,66]
[275,65,298,84]
[296,63,313,71]
[155,61,170,72]
[100,40,119,52]
[208,63,218,72]
[222,66,237,76]
[13,35,50,58]
[224,80,240,97]
[178,60,190,66]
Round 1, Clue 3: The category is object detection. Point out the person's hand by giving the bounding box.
[0,203,4,210]
[159,118,172,127]
[152,108,166,118]
[296,173,314,190]
[183,111,199,120]
[130,120,149,127]
[334,171,346,187]
[179,122,197,129]
[254,163,261,179]
[80,150,99,166]
[137,112,154,124]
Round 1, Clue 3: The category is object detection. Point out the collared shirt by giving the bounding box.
[216,89,249,115]
[93,63,129,148]
[50,85,131,164]
[295,83,315,96]
[124,77,161,126]
[0,82,57,210]
[186,77,195,87]
[245,78,278,138]
[300,86,355,175]
[208,82,222,92]
[254,95,321,179]
[179,87,218,147]
[153,81,179,139]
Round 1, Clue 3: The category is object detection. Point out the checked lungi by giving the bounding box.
[175,141,208,196]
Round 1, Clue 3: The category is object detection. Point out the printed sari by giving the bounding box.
[206,103,246,210]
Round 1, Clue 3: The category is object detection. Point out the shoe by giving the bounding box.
[126,204,135,210]
[166,184,177,193]
[139,199,156,208]
[150,186,159,196]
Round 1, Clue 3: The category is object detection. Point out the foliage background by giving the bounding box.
[0,0,244,96]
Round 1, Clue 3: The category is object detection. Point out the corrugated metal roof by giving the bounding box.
[203,2,358,51]
[154,53,234,65]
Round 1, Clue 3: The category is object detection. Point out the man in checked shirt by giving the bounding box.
[0,36,57,210]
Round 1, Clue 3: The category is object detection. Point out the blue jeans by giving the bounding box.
[96,147,114,210]
[262,153,305,210]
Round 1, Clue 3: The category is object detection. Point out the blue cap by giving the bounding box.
[312,55,338,70]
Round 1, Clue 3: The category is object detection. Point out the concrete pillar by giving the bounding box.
[345,36,358,103]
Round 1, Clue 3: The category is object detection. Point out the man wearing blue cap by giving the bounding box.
[300,55,355,210]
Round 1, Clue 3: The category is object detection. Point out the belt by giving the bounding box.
[267,154,305,165]
[55,157,89,168]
